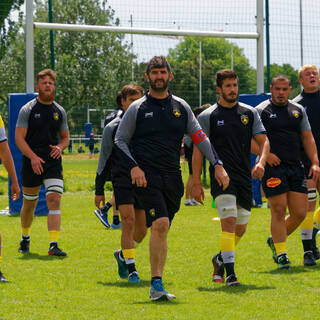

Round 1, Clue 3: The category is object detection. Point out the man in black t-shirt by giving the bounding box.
[256,75,320,268]
[293,64,320,260]
[193,69,269,286]
[15,69,69,257]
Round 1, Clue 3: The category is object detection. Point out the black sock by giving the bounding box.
[224,263,235,277]
[302,239,313,252]
[312,227,319,242]
[113,215,120,225]
[151,276,162,285]
[22,235,30,241]
[127,263,137,274]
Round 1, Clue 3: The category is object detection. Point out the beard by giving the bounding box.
[38,90,55,103]
[149,78,170,92]
[221,91,238,103]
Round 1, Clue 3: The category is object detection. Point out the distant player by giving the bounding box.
[15,69,69,256]
[256,75,320,268]
[293,64,320,261]
[193,69,269,286]
[0,115,20,282]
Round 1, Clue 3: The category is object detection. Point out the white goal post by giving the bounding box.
[26,0,265,94]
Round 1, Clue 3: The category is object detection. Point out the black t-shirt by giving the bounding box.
[256,99,310,164]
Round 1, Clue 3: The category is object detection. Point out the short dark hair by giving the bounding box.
[146,56,171,75]
[115,91,122,108]
[271,74,291,86]
[216,69,238,88]
[193,104,210,117]
[36,69,56,83]
[121,84,144,100]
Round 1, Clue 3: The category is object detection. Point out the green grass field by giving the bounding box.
[0,156,320,319]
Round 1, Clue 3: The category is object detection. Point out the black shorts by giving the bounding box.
[135,172,184,228]
[184,144,193,175]
[21,157,63,188]
[210,178,252,211]
[302,159,312,179]
[262,163,307,198]
[112,176,143,210]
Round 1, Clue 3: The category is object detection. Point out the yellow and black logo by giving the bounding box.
[149,208,156,217]
[173,105,181,117]
[241,115,249,125]
[53,113,59,121]
[292,110,300,118]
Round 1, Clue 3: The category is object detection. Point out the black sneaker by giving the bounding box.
[267,236,277,263]
[48,245,67,256]
[303,251,317,266]
[226,274,241,286]
[277,253,291,269]
[0,271,8,283]
[18,238,30,253]
[313,246,320,260]
[212,253,225,283]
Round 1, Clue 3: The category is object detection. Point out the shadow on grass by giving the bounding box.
[197,284,275,293]
[257,264,320,275]
[17,252,67,261]
[132,300,183,305]
[97,280,150,288]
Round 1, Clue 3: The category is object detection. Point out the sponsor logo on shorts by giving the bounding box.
[241,115,249,125]
[53,113,59,120]
[266,177,282,188]
[149,208,156,217]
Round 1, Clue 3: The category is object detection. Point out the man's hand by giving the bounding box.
[309,164,320,185]
[131,166,147,187]
[95,195,105,209]
[11,182,20,201]
[214,165,229,191]
[49,145,62,159]
[267,153,281,167]
[251,161,265,179]
[31,155,45,175]
[192,182,204,204]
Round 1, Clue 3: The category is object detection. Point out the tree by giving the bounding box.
[0,0,135,133]
[164,36,256,107]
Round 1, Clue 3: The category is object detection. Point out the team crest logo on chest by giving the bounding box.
[240,114,249,125]
[292,110,300,118]
[172,105,181,117]
[53,112,59,121]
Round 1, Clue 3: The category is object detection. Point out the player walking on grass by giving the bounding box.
[0,115,20,282]
[94,84,147,283]
[115,56,229,301]
[293,64,320,262]
[256,75,320,269]
[15,69,69,257]
[193,69,269,286]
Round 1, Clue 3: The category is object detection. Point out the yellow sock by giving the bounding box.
[221,232,235,252]
[49,230,60,243]
[235,235,242,246]
[274,242,286,256]
[22,227,31,237]
[314,207,320,229]
[300,211,314,230]
[122,248,135,259]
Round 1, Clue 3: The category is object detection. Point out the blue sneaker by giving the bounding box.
[111,221,122,229]
[113,250,128,279]
[128,271,140,283]
[93,207,110,228]
[149,279,176,301]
